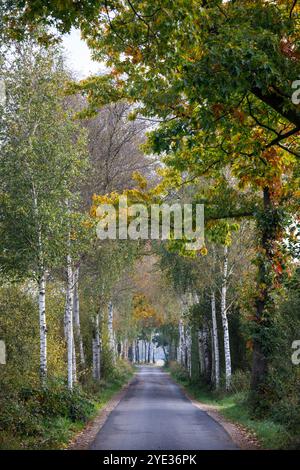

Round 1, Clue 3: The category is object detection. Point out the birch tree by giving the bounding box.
[73,266,85,367]
[220,245,232,390]
[108,301,115,363]
[211,290,220,389]
[92,313,101,380]
[65,249,75,390]
[0,41,88,386]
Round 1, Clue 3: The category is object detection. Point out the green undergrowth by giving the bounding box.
[167,362,299,450]
[0,360,134,450]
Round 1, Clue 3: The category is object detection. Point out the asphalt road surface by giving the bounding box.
[90,366,238,450]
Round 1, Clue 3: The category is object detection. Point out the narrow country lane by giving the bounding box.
[90,366,238,450]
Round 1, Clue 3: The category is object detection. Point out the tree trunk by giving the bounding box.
[132,340,136,363]
[94,313,101,380]
[203,323,211,385]
[178,319,185,366]
[32,184,47,386]
[108,301,115,363]
[92,338,97,379]
[186,326,192,377]
[38,271,47,386]
[65,252,74,390]
[162,345,168,362]
[148,336,152,363]
[72,331,77,384]
[211,290,220,389]
[250,187,282,398]
[198,329,205,375]
[221,245,232,391]
[73,266,85,367]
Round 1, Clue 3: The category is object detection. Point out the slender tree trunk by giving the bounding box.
[178,319,185,366]
[198,330,205,375]
[186,326,192,377]
[148,339,151,363]
[73,266,85,367]
[38,271,47,385]
[221,245,232,391]
[32,183,47,386]
[65,252,74,390]
[210,328,215,385]
[162,345,168,362]
[92,338,97,379]
[72,331,77,384]
[108,301,115,363]
[93,313,101,380]
[203,323,211,384]
[211,290,220,389]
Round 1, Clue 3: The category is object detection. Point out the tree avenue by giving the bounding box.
[0,0,299,451]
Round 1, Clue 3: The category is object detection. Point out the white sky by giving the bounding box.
[62,28,106,79]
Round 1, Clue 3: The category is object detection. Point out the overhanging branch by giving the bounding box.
[251,87,300,128]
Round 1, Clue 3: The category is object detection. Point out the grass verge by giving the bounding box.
[0,360,134,450]
[167,363,296,450]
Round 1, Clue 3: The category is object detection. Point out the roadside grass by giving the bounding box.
[167,364,295,450]
[0,360,135,450]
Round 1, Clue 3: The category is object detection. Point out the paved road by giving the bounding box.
[90,366,238,450]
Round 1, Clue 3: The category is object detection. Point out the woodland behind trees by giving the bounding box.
[0,0,300,450]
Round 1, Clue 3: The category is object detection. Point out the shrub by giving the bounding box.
[168,361,190,383]
[229,370,251,394]
[0,380,95,444]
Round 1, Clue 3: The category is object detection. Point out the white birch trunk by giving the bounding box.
[72,331,77,384]
[137,340,140,363]
[186,326,192,377]
[221,245,232,390]
[211,290,220,389]
[132,340,136,363]
[32,183,47,385]
[149,333,153,363]
[108,301,115,363]
[38,272,47,385]
[65,252,74,390]
[178,319,185,366]
[92,338,97,379]
[73,266,85,366]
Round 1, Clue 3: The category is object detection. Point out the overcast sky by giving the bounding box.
[62,28,106,79]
